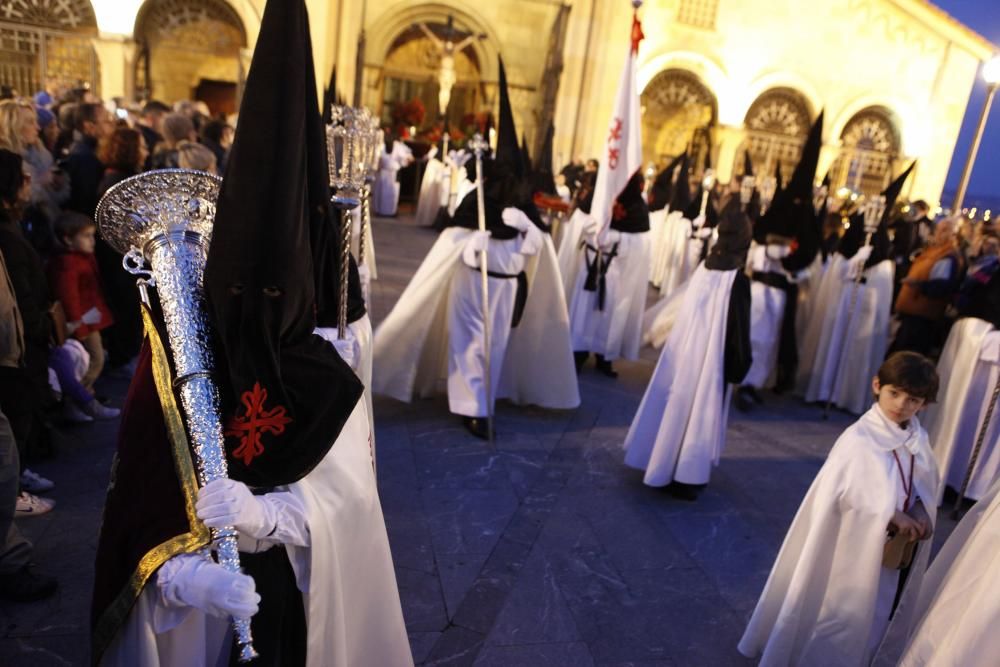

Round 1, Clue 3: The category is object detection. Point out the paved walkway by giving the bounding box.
[0,213,958,666]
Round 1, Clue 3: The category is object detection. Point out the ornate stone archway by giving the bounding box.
[738,87,813,178]
[0,0,99,96]
[134,0,246,113]
[640,68,717,167]
[831,106,901,195]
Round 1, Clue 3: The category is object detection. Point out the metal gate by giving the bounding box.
[0,21,98,97]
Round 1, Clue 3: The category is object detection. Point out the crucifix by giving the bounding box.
[415,16,482,116]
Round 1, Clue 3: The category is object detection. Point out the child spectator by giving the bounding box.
[47,211,113,393]
[739,351,940,666]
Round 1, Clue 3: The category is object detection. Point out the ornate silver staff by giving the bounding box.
[740,175,756,211]
[327,105,371,338]
[469,132,495,444]
[96,169,258,662]
[822,194,885,419]
[952,376,1000,518]
[758,175,777,216]
[358,120,383,285]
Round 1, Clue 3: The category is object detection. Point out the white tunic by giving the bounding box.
[652,210,695,296]
[100,401,412,667]
[415,155,446,227]
[742,243,790,389]
[373,141,413,217]
[739,405,938,667]
[623,264,738,486]
[567,228,651,361]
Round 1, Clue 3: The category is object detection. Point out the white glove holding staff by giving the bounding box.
[196,478,275,539]
[160,554,259,619]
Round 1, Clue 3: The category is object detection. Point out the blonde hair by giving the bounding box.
[176,140,217,173]
[0,100,34,155]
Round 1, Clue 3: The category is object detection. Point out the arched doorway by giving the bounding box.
[831,106,901,195]
[134,0,246,114]
[640,68,717,168]
[738,87,813,178]
[380,18,484,140]
[0,0,99,96]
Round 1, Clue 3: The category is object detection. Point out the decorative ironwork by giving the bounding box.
[136,0,245,53]
[745,88,812,137]
[641,68,716,164]
[0,0,96,31]
[832,106,901,196]
[0,20,97,96]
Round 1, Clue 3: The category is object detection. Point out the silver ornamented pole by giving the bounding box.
[822,195,885,419]
[469,132,495,445]
[96,169,258,663]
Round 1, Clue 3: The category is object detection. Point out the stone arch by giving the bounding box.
[830,105,902,195]
[640,67,717,167]
[0,0,97,31]
[736,87,814,179]
[364,2,499,138]
[133,0,247,114]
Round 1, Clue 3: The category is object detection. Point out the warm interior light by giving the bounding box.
[90,0,145,35]
[984,54,1000,86]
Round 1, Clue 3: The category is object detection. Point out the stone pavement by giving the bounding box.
[1,213,959,666]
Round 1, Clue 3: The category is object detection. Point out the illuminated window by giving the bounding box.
[677,0,719,30]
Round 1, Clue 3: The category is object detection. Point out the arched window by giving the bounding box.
[0,0,98,96]
[738,87,813,179]
[134,0,246,113]
[831,106,901,195]
[640,68,717,168]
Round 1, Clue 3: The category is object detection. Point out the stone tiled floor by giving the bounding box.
[0,213,959,666]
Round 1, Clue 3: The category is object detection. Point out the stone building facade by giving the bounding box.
[2,0,994,205]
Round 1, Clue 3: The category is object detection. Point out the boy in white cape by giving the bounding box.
[739,351,940,666]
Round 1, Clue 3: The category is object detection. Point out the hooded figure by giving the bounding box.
[625,190,752,498]
[739,111,823,402]
[94,2,412,665]
[797,162,914,415]
[372,56,579,439]
[650,151,697,297]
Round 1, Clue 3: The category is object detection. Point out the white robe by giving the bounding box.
[742,244,790,389]
[373,142,412,217]
[556,208,588,303]
[652,210,695,296]
[100,401,412,667]
[922,317,1000,504]
[739,405,939,667]
[415,155,446,227]
[372,226,579,412]
[623,264,737,486]
[879,477,1000,667]
[567,228,651,361]
[798,258,895,414]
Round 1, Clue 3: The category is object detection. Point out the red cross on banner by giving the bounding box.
[225,382,292,465]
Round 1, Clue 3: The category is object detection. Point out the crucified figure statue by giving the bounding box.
[416,16,481,116]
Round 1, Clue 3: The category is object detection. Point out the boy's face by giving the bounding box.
[872,378,926,425]
[66,227,96,254]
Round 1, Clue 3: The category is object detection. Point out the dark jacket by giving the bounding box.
[63,135,105,217]
[0,211,51,347]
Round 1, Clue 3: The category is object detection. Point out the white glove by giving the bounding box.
[81,306,102,325]
[597,228,621,249]
[766,243,793,260]
[695,225,714,239]
[160,554,259,619]
[691,214,706,230]
[462,230,491,267]
[196,478,274,539]
[501,207,532,233]
[580,213,599,238]
[357,262,371,287]
[855,245,874,263]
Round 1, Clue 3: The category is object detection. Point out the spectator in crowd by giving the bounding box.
[0,149,56,513]
[36,106,60,156]
[137,99,169,158]
[51,102,76,159]
[176,140,217,173]
[198,119,230,173]
[889,216,963,357]
[956,230,999,319]
[47,211,114,393]
[97,127,146,198]
[148,112,195,170]
[63,102,114,217]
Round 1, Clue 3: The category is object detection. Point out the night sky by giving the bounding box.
[933,0,1000,206]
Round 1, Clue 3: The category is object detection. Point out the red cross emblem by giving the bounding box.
[225,382,292,465]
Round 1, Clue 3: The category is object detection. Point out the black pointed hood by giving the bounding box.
[203,0,363,487]
[668,152,691,213]
[838,161,915,266]
[495,58,524,179]
[755,112,822,248]
[532,122,558,195]
[520,133,532,174]
[609,170,650,233]
[649,152,684,212]
[705,193,752,271]
[774,161,784,194]
[322,65,337,124]
[743,150,754,177]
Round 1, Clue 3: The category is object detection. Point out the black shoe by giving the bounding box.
[574,351,589,372]
[666,482,704,502]
[735,387,754,413]
[595,355,618,378]
[745,386,764,405]
[0,564,58,602]
[462,416,489,440]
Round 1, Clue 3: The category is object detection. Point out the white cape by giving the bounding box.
[739,406,939,667]
[100,401,412,667]
[651,210,694,296]
[922,317,1000,504]
[623,264,736,486]
[798,258,894,414]
[414,157,447,227]
[556,208,589,303]
[372,226,579,410]
[878,477,1000,667]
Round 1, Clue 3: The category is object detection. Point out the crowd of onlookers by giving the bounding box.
[0,85,233,602]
